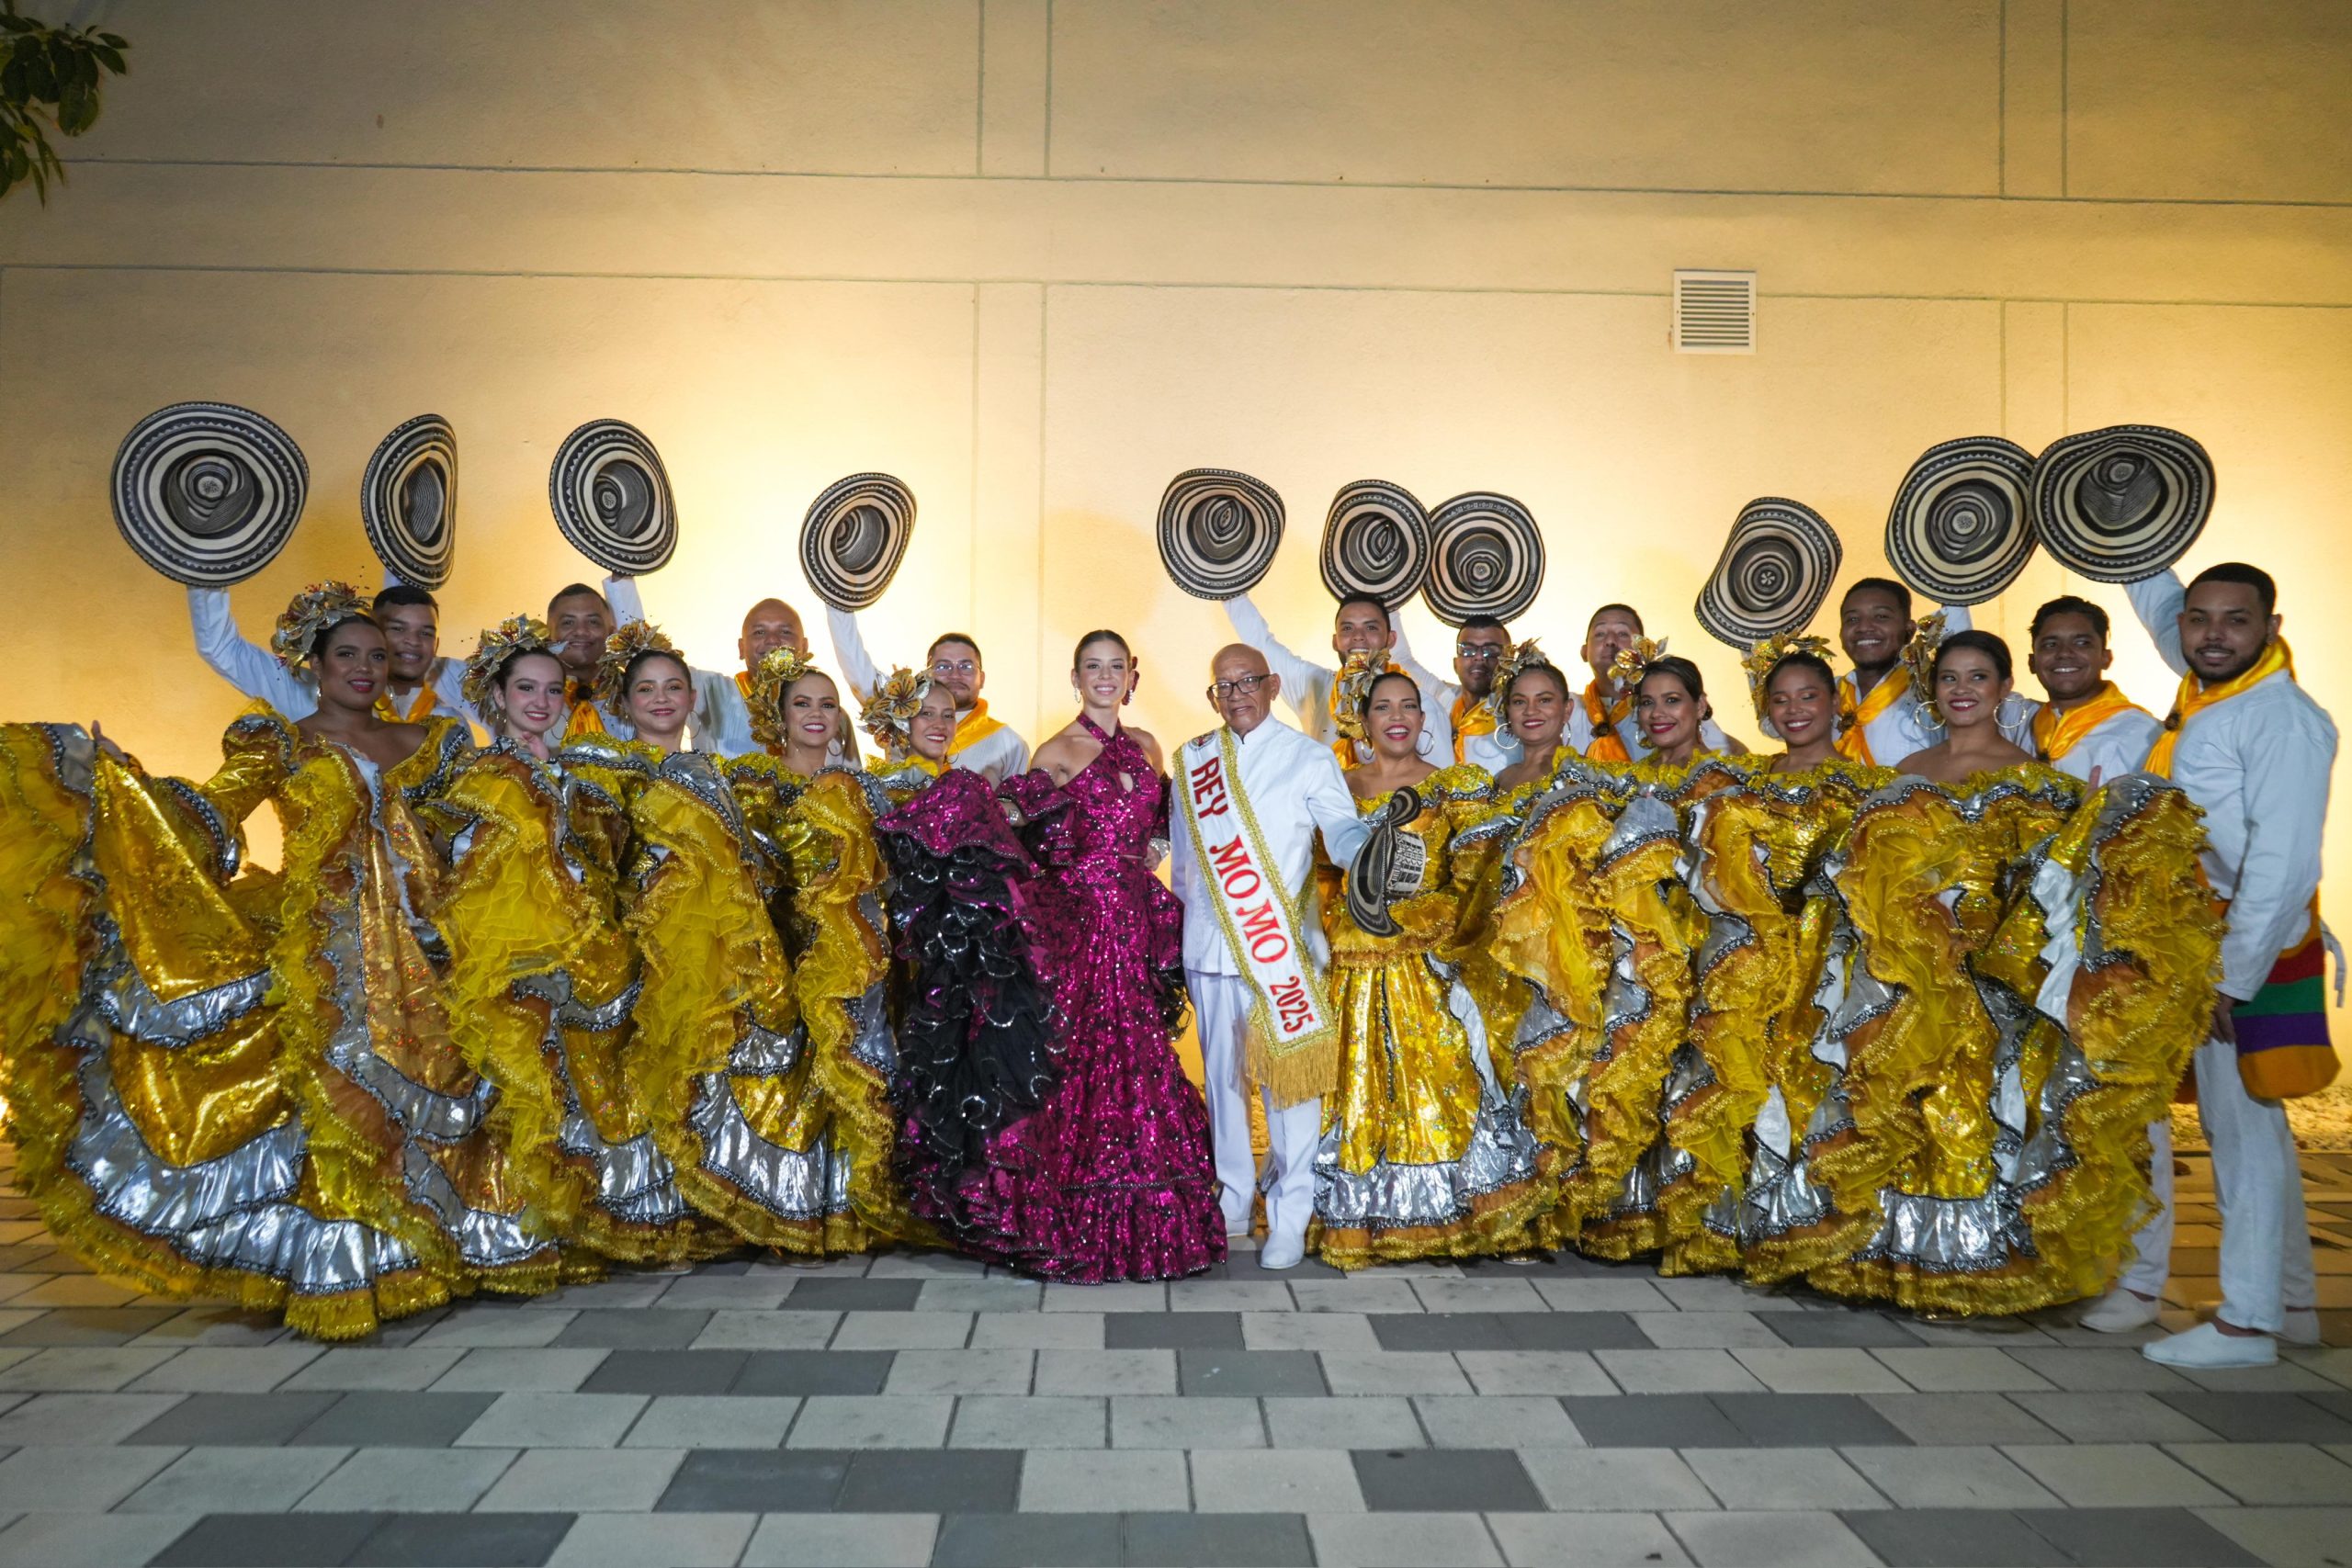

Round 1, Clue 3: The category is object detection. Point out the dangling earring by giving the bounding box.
[1996,693,2029,733]
[1124,681,1136,707]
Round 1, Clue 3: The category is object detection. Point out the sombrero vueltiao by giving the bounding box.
[110,400,309,586]
[1421,491,1544,626]
[1157,468,1284,601]
[1884,435,2038,605]
[1696,496,1843,648]
[2030,424,2213,583]
[1320,480,1430,607]
[801,473,917,612]
[360,413,458,589]
[548,418,678,576]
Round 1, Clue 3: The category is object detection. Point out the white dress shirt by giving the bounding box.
[1224,594,1453,764]
[1168,715,1373,976]
[824,605,1031,780]
[187,585,469,723]
[2041,702,2165,785]
[2129,570,2339,1001]
[603,576,759,756]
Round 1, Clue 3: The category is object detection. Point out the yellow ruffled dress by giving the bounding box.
[0,721,440,1338]
[426,739,718,1267]
[1313,765,1549,1267]
[1799,763,2217,1314]
[559,736,835,1253]
[729,756,922,1252]
[1681,757,1893,1278]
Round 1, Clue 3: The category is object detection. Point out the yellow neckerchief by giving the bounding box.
[951,698,1005,757]
[374,682,437,725]
[734,670,755,697]
[1581,680,1633,764]
[2145,639,2295,778]
[564,700,607,739]
[1834,665,1907,764]
[1451,691,1497,764]
[2031,682,2149,764]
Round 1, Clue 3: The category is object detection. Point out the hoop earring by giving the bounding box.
[1996,693,2030,732]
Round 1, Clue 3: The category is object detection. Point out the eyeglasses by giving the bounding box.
[1206,673,1270,700]
[930,659,978,678]
[1455,644,1506,660]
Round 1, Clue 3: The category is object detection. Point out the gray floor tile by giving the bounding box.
[578,1349,749,1396]
[781,1279,923,1312]
[457,1392,647,1449]
[1414,1395,1582,1450]
[2197,1506,2352,1568]
[548,1311,712,1350]
[881,1348,1035,1396]
[929,1512,1123,1567]
[1351,1448,1544,1511]
[1485,1510,1692,1566]
[1268,1396,1425,1450]
[350,1510,574,1565]
[732,1350,893,1396]
[1681,1446,1886,1510]
[839,1449,1021,1513]
[283,1348,469,1393]
[1108,1313,1245,1349]
[1179,1350,1326,1396]
[1517,1449,1716,1512]
[1840,1446,2060,1509]
[430,1348,611,1394]
[656,1449,851,1512]
[1561,1393,1747,1448]
[294,1447,519,1513]
[1711,1392,1914,1448]
[0,1308,183,1348]
[831,1312,973,1350]
[151,1511,385,1566]
[1666,1508,1879,1567]
[0,1513,201,1568]
[1839,1507,2067,1566]
[1124,1511,1316,1567]
[786,1395,953,1449]
[1319,1352,1474,1396]
[478,1449,685,1513]
[289,1392,498,1448]
[1367,1314,1516,1351]
[1112,1395,1265,1449]
[2018,1506,2265,1567]
[2155,1389,2352,1442]
[1862,1393,2062,1446]
[124,1392,343,1446]
[1305,1510,1506,1565]
[1764,1311,1927,1349]
[1192,1450,1363,1514]
[546,1511,756,1567]
[737,1511,936,1567]
[118,1446,350,1515]
[0,1392,185,1446]
[948,1395,1105,1450]
[2008,1391,2223,1444]
[623,1395,801,1450]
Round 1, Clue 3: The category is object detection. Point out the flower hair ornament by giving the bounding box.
[1901,611,1951,713]
[748,646,822,752]
[460,615,558,711]
[1331,648,1396,746]
[270,581,371,671]
[858,665,932,752]
[1485,637,1556,722]
[593,620,681,705]
[1740,632,1836,720]
[1608,635,1672,692]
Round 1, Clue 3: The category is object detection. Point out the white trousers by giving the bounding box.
[2117,1037,2314,1332]
[1191,970,1322,1244]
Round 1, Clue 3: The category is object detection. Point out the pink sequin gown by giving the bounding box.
[977,718,1227,1281]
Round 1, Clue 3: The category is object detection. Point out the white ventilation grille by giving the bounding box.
[1672,270,1756,354]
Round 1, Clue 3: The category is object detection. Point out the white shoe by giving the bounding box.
[1258,1230,1307,1270]
[2078,1288,2163,1334]
[2280,1306,2323,1348]
[2143,1321,2278,1368]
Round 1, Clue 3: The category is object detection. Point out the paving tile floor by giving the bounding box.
[0,1149,2344,1565]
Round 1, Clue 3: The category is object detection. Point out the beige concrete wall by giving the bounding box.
[3,1,2348,954]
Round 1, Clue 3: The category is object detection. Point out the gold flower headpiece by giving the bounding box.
[1901,611,1951,711]
[748,646,823,752]
[1486,637,1556,721]
[460,615,559,710]
[859,665,932,750]
[270,581,371,671]
[593,620,680,705]
[1331,649,1396,744]
[1608,635,1671,691]
[1741,633,1836,719]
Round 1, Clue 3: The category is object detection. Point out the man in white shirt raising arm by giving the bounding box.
[2088,562,2337,1369]
[1226,591,1453,767]
[187,581,468,724]
[828,606,1029,782]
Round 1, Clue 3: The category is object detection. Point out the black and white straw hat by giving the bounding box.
[1885,436,2038,605]
[800,473,917,612]
[1320,480,1430,607]
[548,418,678,576]
[1421,491,1544,626]
[2030,424,2213,583]
[110,401,309,587]
[1696,497,1843,648]
[360,414,458,589]
[1157,468,1285,601]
